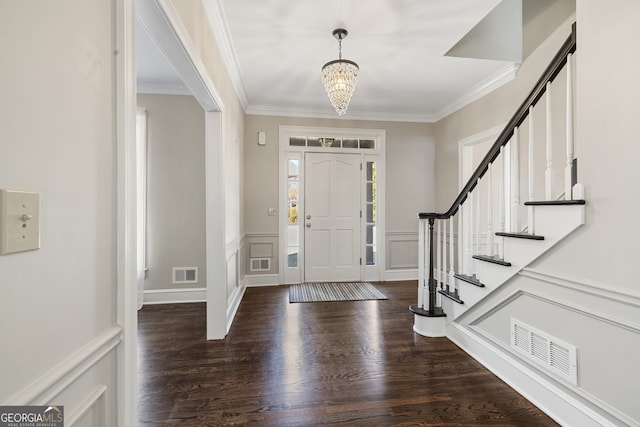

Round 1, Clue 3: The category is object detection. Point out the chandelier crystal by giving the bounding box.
[321,29,359,116]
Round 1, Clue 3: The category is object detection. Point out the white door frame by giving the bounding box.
[118,0,227,424]
[457,124,505,273]
[278,125,386,284]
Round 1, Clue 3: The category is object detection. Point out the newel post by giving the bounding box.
[411,213,446,337]
[427,215,438,313]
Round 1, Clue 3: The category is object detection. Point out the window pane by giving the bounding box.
[360,139,375,149]
[366,203,373,223]
[366,162,373,181]
[366,225,374,244]
[366,246,375,265]
[307,137,322,147]
[343,138,358,148]
[287,159,299,267]
[321,137,340,148]
[289,136,306,146]
[366,183,373,202]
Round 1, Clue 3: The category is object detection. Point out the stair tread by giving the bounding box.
[409,304,446,317]
[496,231,545,240]
[472,254,512,266]
[524,199,585,206]
[438,289,463,305]
[454,273,485,287]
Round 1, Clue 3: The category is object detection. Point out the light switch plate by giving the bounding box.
[0,189,40,255]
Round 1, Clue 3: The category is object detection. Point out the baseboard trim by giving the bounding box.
[143,287,206,305]
[226,281,246,333]
[5,327,122,405]
[244,274,281,287]
[447,323,625,427]
[384,269,417,281]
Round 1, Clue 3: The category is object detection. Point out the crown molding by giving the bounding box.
[432,62,520,122]
[137,80,191,95]
[202,0,249,109]
[246,104,437,124]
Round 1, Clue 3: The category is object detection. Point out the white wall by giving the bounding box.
[434,2,640,424]
[137,94,206,294]
[0,0,120,423]
[243,115,435,276]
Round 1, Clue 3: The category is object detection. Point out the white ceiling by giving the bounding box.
[137,0,522,122]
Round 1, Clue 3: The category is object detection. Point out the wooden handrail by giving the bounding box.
[419,23,576,221]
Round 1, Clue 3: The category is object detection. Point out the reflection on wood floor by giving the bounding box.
[138,281,557,426]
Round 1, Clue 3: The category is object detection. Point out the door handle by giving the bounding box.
[306,223,311,228]
[306,215,311,220]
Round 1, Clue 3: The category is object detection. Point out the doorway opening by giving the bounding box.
[279,126,386,284]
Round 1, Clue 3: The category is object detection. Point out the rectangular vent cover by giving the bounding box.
[173,267,198,284]
[511,318,577,385]
[250,258,271,272]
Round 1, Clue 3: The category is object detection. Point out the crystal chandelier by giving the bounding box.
[321,28,359,116]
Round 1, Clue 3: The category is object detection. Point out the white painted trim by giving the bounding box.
[434,63,520,122]
[140,0,224,111]
[143,288,207,304]
[245,232,279,238]
[115,0,137,425]
[447,323,631,427]
[226,234,243,254]
[137,80,191,95]
[244,274,281,287]
[226,282,246,333]
[66,385,107,426]
[247,104,436,123]
[204,111,228,340]
[458,124,505,188]
[202,0,249,109]
[278,125,386,284]
[384,269,418,281]
[5,327,122,405]
[520,268,640,308]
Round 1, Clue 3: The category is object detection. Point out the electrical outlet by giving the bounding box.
[268,208,277,216]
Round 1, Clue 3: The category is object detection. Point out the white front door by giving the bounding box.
[304,153,361,282]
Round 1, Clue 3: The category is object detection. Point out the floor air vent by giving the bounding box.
[511,318,577,385]
[173,267,198,284]
[250,258,271,272]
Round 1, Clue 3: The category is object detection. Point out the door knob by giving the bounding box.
[306,215,311,220]
[306,223,311,228]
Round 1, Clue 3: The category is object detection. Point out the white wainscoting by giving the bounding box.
[449,268,640,427]
[385,231,418,280]
[244,274,281,287]
[4,327,121,427]
[386,231,418,270]
[245,233,279,276]
[226,235,246,333]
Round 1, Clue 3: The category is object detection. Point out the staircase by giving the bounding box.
[411,24,584,336]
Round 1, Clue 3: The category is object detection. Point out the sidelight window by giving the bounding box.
[287,159,299,267]
[365,161,377,266]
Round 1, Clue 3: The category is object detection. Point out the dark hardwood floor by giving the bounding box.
[138,281,558,426]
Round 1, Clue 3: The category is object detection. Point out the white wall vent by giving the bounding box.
[510,318,577,385]
[173,267,198,284]
[250,258,270,272]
